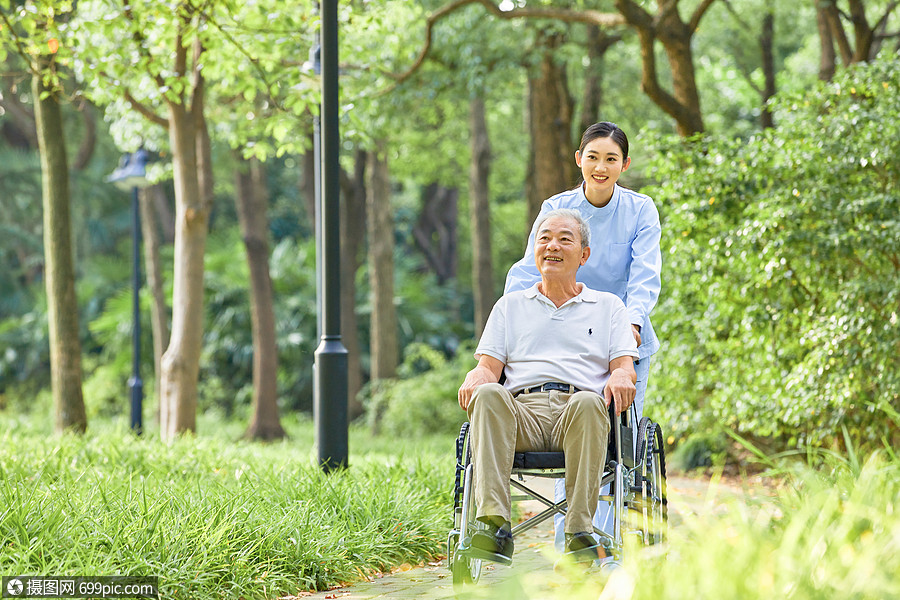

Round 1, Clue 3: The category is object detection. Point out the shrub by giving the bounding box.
[644,56,900,451]
[365,342,475,438]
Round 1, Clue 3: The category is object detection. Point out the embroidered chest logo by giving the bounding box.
[588,328,593,335]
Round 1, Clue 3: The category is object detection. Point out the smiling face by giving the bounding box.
[534,215,591,280]
[575,136,631,207]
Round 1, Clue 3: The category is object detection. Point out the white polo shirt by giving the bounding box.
[475,283,638,396]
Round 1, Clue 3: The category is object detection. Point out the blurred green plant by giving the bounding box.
[365,341,475,438]
[644,55,900,451]
[668,431,731,472]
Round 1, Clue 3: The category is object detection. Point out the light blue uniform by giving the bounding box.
[504,183,662,550]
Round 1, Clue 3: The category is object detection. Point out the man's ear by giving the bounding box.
[580,246,591,266]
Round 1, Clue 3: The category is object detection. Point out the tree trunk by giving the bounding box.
[366,140,399,382]
[139,185,170,420]
[759,9,776,129]
[412,183,458,284]
[72,99,97,171]
[32,59,87,434]
[339,150,368,420]
[235,155,286,440]
[816,0,837,80]
[819,0,887,65]
[615,0,707,136]
[159,98,208,439]
[1,59,38,150]
[301,129,317,227]
[152,185,176,244]
[822,0,854,65]
[579,27,622,134]
[468,96,495,339]
[527,29,577,224]
[847,0,874,62]
[657,17,705,136]
[580,25,604,135]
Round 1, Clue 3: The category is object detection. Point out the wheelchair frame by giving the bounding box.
[448,401,667,588]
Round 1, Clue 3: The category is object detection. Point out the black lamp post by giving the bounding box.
[313,0,349,472]
[107,149,150,434]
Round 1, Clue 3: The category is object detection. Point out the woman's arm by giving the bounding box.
[626,200,662,330]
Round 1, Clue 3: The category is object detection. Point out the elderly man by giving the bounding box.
[458,208,638,565]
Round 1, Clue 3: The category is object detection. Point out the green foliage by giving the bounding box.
[366,342,475,438]
[451,434,900,599]
[668,431,731,471]
[628,448,899,600]
[645,56,900,450]
[0,421,450,598]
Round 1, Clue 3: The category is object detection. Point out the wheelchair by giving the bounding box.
[447,400,667,589]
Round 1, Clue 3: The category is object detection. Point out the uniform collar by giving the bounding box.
[578,182,621,213]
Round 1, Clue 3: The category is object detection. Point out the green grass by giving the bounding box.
[472,444,900,600]
[4,408,898,600]
[0,415,454,599]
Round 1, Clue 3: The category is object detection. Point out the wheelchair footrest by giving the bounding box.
[457,537,513,566]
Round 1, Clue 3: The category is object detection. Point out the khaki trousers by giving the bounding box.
[466,382,610,534]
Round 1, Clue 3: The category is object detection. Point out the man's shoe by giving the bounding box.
[468,518,514,565]
[565,532,607,565]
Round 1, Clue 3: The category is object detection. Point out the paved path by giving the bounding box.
[280,473,770,600]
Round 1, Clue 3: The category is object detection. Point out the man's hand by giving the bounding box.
[458,355,504,410]
[603,357,637,416]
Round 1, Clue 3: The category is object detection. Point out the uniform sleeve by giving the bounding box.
[609,300,639,360]
[474,296,508,364]
[626,199,662,327]
[503,201,555,294]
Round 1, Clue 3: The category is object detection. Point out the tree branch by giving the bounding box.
[718,0,762,95]
[122,86,168,127]
[72,96,97,171]
[719,0,752,36]
[657,0,679,21]
[689,0,719,33]
[0,10,36,75]
[876,0,900,28]
[122,0,168,90]
[190,36,204,117]
[194,3,286,112]
[823,1,854,65]
[633,26,682,121]
[0,73,38,147]
[386,0,624,86]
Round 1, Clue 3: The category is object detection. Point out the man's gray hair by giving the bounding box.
[534,208,591,249]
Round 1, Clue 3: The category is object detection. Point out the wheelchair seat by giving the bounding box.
[449,402,667,589]
[512,451,564,470]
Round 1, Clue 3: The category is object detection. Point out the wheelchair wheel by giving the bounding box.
[636,417,668,545]
[449,423,483,589]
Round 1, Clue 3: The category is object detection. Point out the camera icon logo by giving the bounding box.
[6,578,24,597]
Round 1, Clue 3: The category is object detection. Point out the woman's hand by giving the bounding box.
[631,324,642,347]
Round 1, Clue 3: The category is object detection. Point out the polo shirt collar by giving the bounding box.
[525,282,600,304]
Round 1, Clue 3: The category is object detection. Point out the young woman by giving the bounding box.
[504,122,662,551]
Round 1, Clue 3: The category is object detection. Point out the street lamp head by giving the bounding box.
[303,44,321,75]
[107,149,150,191]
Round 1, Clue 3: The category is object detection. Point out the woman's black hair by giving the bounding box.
[578,121,629,160]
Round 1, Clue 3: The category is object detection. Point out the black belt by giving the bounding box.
[514,382,581,397]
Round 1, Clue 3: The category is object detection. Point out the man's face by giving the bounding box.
[534,215,590,278]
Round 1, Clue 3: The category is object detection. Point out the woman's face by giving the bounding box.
[575,136,631,202]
